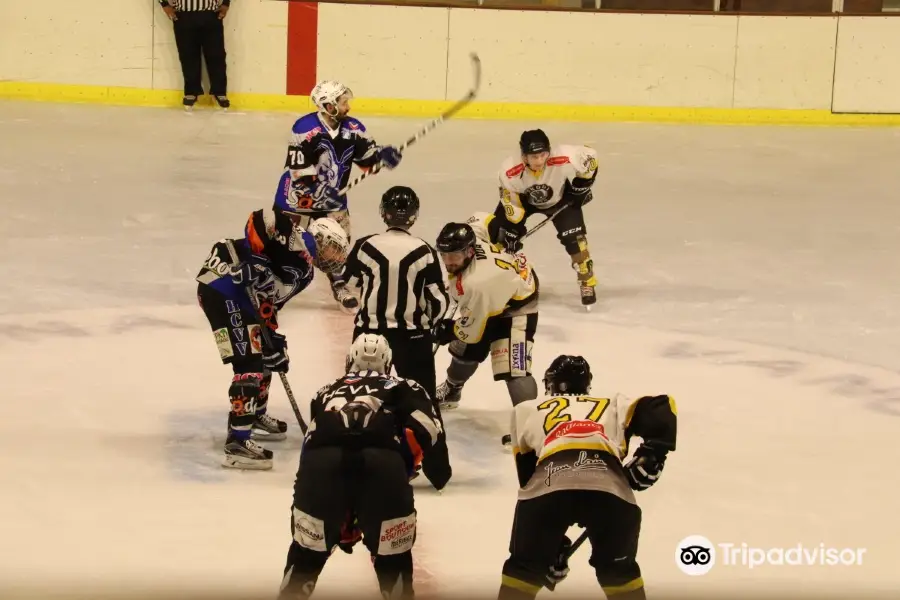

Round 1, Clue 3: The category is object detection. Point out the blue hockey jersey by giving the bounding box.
[196,228,316,329]
[273,112,384,215]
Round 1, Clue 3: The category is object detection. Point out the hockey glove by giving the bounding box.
[338,512,362,554]
[262,331,289,372]
[545,536,572,591]
[564,179,594,206]
[432,318,457,346]
[378,146,403,169]
[496,226,524,254]
[625,442,668,491]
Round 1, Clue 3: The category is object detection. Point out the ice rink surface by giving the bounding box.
[2,100,899,599]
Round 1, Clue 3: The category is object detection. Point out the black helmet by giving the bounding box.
[436,222,476,254]
[380,186,420,228]
[543,355,592,395]
[519,129,551,155]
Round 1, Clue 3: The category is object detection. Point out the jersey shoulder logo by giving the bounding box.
[505,163,525,178]
[547,156,570,167]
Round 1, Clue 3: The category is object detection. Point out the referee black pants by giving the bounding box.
[173,10,227,97]
[352,327,437,404]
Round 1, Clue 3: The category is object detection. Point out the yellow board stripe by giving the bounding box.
[3,82,900,126]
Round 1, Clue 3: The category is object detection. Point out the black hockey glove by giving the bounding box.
[564,179,593,206]
[625,442,668,491]
[422,434,452,491]
[378,146,402,169]
[545,535,572,591]
[432,318,457,346]
[496,226,524,254]
[262,331,289,372]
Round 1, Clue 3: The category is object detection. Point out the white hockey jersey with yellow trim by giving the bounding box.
[510,392,652,503]
[498,144,598,224]
[448,239,538,344]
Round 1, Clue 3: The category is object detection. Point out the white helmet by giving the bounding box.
[465,212,494,243]
[310,80,353,118]
[306,218,349,273]
[347,334,392,374]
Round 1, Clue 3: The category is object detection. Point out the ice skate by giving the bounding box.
[436,380,463,410]
[252,413,287,441]
[332,281,359,313]
[214,95,230,111]
[182,95,197,112]
[501,434,513,452]
[223,436,273,470]
[580,280,597,310]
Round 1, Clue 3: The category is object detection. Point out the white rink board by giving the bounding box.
[317,4,450,101]
[732,16,838,110]
[1,102,899,597]
[832,17,900,113]
[445,10,738,107]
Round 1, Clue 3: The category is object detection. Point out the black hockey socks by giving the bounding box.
[373,552,414,599]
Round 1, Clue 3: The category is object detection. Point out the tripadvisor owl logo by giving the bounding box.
[676,535,867,575]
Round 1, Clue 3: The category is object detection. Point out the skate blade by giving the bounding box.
[251,429,287,442]
[438,402,460,411]
[222,455,273,470]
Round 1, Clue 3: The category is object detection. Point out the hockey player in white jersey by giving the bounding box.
[432,221,540,427]
[499,355,677,600]
[488,129,599,308]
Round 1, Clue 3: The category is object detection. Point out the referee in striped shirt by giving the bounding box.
[159,0,230,110]
[342,186,450,401]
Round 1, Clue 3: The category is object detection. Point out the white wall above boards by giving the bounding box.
[832,17,900,113]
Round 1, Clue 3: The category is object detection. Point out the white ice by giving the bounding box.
[1,101,899,599]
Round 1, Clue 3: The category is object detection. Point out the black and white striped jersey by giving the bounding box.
[160,0,228,11]
[342,228,450,331]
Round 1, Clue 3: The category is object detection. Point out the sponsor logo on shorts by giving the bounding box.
[377,515,416,556]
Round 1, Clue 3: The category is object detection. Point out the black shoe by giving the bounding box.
[214,95,230,109]
[182,95,197,111]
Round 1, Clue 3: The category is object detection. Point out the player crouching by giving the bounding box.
[196,208,349,470]
[499,355,677,600]
[433,222,541,424]
[278,334,451,599]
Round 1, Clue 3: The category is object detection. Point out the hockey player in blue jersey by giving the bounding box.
[196,208,350,470]
[273,80,403,311]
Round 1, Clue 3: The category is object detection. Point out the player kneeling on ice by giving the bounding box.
[432,222,541,432]
[278,334,451,600]
[489,129,600,308]
[499,356,677,600]
[273,80,404,312]
[196,208,349,470]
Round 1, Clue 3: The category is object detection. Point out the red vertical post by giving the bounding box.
[286,2,319,96]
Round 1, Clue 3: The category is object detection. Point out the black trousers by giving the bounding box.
[282,446,417,598]
[172,10,227,96]
[501,490,643,597]
[352,327,436,402]
[491,198,587,255]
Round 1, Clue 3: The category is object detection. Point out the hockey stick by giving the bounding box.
[522,200,573,241]
[224,240,309,435]
[338,53,483,196]
[567,530,589,558]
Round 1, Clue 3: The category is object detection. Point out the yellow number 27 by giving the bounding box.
[536,396,610,434]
